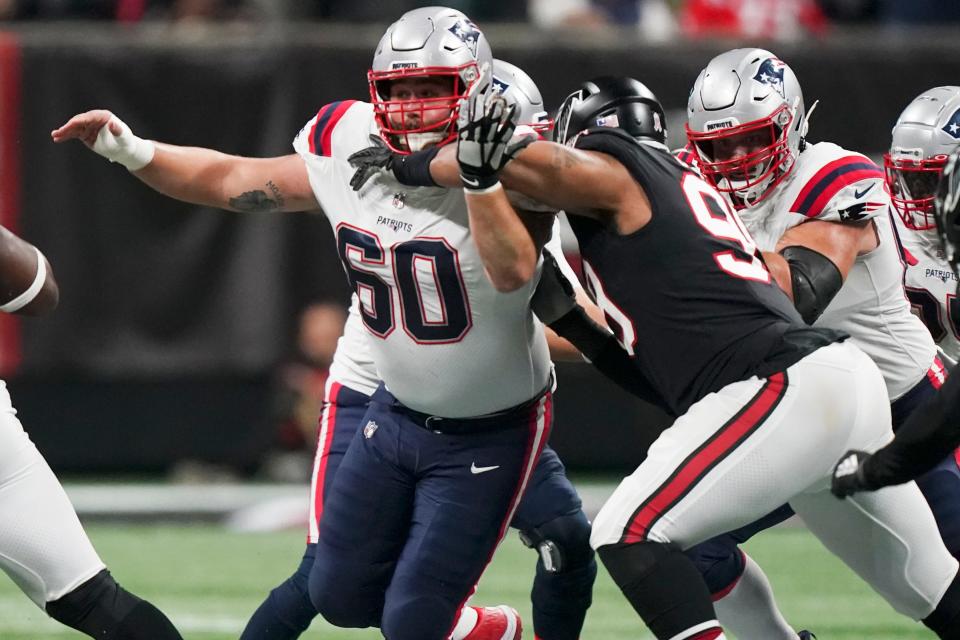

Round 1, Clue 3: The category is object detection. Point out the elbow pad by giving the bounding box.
[780,245,843,325]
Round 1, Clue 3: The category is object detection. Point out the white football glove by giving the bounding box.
[456,82,533,192]
[93,115,155,171]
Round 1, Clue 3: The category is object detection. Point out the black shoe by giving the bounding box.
[798,632,817,640]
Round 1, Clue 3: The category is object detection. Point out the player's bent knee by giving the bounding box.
[521,510,595,574]
[685,536,746,596]
[308,567,381,629]
[381,595,455,640]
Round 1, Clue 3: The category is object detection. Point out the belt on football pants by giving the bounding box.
[372,373,553,436]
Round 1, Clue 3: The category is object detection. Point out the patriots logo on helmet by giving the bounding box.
[942,108,960,139]
[753,58,786,99]
[448,19,481,58]
[491,76,510,96]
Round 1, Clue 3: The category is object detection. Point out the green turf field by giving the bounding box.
[0,523,937,639]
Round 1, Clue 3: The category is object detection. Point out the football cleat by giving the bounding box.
[798,631,817,640]
[463,605,522,640]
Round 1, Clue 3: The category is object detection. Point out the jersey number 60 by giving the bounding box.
[337,224,472,344]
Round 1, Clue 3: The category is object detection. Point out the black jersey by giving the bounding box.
[569,129,843,415]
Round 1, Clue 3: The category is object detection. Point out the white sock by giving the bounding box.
[448,605,479,640]
[713,554,796,640]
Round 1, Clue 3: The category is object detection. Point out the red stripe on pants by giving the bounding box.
[624,373,786,543]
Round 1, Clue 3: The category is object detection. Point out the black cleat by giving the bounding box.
[798,632,817,640]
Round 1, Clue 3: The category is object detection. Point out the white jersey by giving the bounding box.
[893,217,960,363]
[328,218,579,399]
[294,100,551,417]
[737,141,937,400]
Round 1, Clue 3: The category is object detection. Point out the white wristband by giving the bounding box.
[0,247,46,313]
[463,181,503,195]
[93,116,156,171]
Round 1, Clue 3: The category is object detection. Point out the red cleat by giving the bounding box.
[463,605,522,640]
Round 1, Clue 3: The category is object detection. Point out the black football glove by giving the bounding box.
[830,449,877,498]
[531,249,578,326]
[457,89,534,191]
[348,134,440,192]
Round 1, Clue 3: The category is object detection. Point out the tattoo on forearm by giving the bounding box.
[229,190,277,212]
[229,182,285,213]
[551,146,582,169]
[267,180,286,210]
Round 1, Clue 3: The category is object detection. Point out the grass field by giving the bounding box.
[0,523,938,639]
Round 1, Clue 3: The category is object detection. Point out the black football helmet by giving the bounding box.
[554,76,667,146]
[934,148,960,276]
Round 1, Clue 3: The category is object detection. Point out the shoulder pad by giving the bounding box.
[788,147,887,222]
[292,100,366,159]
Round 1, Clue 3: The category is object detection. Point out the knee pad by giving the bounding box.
[519,510,594,574]
[685,536,746,596]
[598,541,717,640]
[46,569,182,639]
[46,570,137,631]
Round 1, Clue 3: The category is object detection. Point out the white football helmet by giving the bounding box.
[686,48,807,209]
[368,6,492,154]
[885,86,960,230]
[491,59,552,135]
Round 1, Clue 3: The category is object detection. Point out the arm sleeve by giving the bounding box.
[548,306,674,417]
[862,371,960,488]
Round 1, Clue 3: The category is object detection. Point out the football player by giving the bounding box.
[886,86,960,363]
[832,148,960,500]
[352,74,960,640]
[239,58,599,640]
[0,226,183,639]
[52,9,602,640]
[682,50,960,639]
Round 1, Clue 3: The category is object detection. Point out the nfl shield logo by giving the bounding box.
[363,421,379,438]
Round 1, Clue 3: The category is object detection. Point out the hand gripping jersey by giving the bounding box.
[569,129,836,416]
[294,101,552,417]
[735,141,938,400]
[893,215,960,364]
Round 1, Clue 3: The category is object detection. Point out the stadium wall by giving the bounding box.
[2,25,957,472]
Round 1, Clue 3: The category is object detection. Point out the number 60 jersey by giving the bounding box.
[293,101,551,418]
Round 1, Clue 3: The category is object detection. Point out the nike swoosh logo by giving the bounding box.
[470,463,500,474]
[853,183,875,199]
[462,176,481,188]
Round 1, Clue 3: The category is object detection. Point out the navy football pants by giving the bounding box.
[242,382,593,640]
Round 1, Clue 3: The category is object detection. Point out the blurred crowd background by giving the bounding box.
[3,0,960,32]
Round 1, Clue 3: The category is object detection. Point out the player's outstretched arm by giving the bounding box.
[0,226,58,316]
[52,110,319,213]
